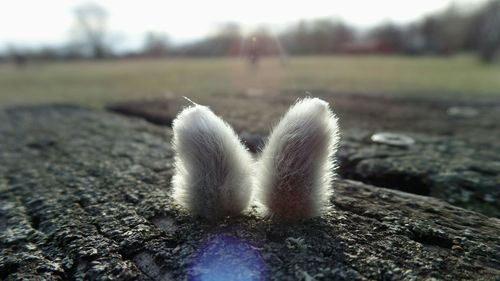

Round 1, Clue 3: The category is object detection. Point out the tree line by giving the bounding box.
[3,0,500,64]
[170,0,500,63]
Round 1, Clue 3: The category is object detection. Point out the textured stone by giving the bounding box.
[339,130,500,217]
[1,105,499,280]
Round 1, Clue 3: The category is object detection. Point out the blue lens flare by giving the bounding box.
[188,234,266,281]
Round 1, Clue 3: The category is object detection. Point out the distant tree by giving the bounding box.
[401,24,426,54]
[6,46,27,68]
[477,0,500,63]
[418,4,474,55]
[178,23,242,56]
[35,46,60,60]
[463,11,483,51]
[279,21,310,54]
[421,15,454,54]
[73,3,110,59]
[142,32,170,57]
[317,20,355,53]
[441,5,470,54]
[280,19,355,54]
[330,22,356,51]
[211,23,242,56]
[368,23,404,52]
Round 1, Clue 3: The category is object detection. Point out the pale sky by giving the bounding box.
[0,0,486,51]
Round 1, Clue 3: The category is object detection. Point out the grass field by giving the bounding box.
[0,54,499,107]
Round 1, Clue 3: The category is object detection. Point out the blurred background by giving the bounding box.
[0,0,499,106]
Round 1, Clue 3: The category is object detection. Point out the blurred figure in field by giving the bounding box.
[247,37,260,68]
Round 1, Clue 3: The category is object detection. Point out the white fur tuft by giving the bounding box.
[256,98,339,220]
[171,104,253,220]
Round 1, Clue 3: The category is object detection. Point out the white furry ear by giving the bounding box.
[256,98,339,220]
[171,104,253,220]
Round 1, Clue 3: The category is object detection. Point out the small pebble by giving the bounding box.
[447,106,479,118]
[371,132,415,147]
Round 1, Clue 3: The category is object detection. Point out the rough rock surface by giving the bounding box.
[1,105,499,280]
[106,92,500,139]
[339,130,500,218]
[107,94,500,217]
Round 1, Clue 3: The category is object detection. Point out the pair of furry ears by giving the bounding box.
[171,97,339,221]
